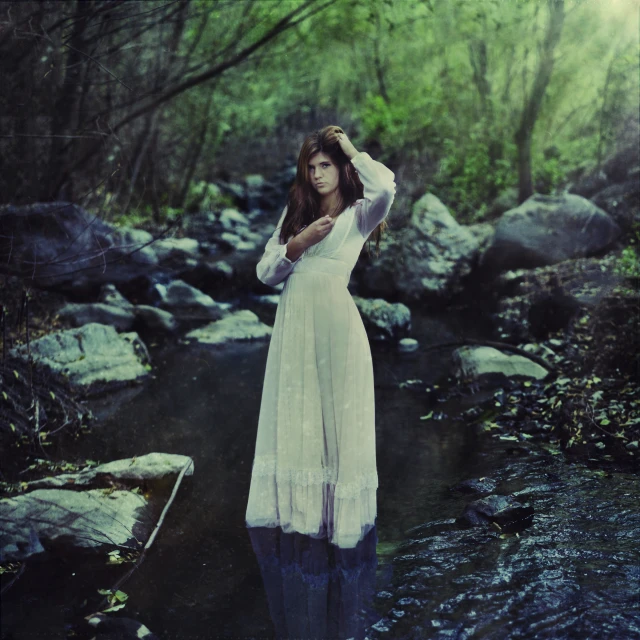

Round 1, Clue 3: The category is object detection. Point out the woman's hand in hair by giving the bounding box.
[334,128,359,160]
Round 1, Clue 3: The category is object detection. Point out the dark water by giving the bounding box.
[2,309,639,639]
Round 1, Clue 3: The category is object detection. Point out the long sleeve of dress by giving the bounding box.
[256,206,303,286]
[351,152,396,238]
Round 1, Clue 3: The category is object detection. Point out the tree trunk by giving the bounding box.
[514,0,564,203]
[469,39,492,119]
[176,90,215,208]
[41,0,93,201]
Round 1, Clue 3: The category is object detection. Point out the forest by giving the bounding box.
[1,0,637,220]
[1,1,639,639]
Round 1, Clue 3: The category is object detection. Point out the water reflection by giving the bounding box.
[247,524,378,640]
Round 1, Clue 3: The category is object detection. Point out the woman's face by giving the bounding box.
[308,152,339,199]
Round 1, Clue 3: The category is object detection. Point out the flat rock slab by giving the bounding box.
[0,453,194,562]
[0,488,149,562]
[26,453,195,490]
[453,345,550,380]
[183,309,272,345]
[10,323,149,389]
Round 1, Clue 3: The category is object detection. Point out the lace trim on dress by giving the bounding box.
[251,454,378,499]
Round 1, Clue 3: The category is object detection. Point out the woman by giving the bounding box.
[245,125,396,549]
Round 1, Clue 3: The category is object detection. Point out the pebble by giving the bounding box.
[398,338,419,352]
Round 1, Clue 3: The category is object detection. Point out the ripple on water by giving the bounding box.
[369,450,640,640]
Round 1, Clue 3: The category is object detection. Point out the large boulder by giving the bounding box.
[480,193,621,273]
[10,323,150,391]
[352,296,411,341]
[56,302,136,331]
[0,202,158,293]
[590,178,640,234]
[357,193,481,302]
[153,237,200,269]
[569,143,639,198]
[154,279,227,320]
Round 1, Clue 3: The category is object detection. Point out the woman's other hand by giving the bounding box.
[285,216,334,261]
[334,127,359,160]
[301,215,335,246]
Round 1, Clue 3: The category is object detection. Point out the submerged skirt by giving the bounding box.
[245,257,378,549]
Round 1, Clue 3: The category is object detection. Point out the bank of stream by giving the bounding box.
[1,305,638,639]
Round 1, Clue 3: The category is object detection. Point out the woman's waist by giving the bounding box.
[290,255,351,282]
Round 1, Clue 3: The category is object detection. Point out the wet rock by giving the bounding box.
[0,202,158,294]
[0,488,149,562]
[253,294,281,307]
[568,169,610,199]
[457,494,534,532]
[153,237,200,269]
[219,207,249,229]
[600,143,639,183]
[527,274,583,340]
[233,224,263,244]
[398,338,419,352]
[590,178,640,234]
[450,477,498,495]
[84,613,160,640]
[219,231,256,251]
[56,302,136,331]
[26,453,194,490]
[133,305,178,334]
[177,260,235,296]
[488,255,624,342]
[358,194,480,302]
[155,279,226,320]
[98,283,135,309]
[466,221,495,254]
[120,331,151,366]
[183,309,272,345]
[488,187,519,217]
[568,143,639,197]
[452,346,550,381]
[0,454,194,562]
[217,181,246,207]
[481,193,621,273]
[10,323,150,389]
[352,296,411,341]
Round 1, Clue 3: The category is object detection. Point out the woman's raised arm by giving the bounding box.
[334,128,396,238]
[351,152,396,238]
[256,207,302,286]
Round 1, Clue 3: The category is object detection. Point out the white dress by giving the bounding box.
[245,152,396,549]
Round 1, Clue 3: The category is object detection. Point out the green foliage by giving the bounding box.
[613,223,640,281]
[533,155,565,195]
[113,205,182,228]
[185,181,232,212]
[432,122,517,221]
[361,93,409,149]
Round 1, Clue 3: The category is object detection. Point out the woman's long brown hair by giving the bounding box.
[279,125,387,256]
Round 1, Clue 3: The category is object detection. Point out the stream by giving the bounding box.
[1,306,638,640]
